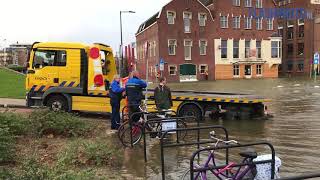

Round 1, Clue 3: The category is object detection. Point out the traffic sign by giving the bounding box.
[314,52,319,64]
[159,58,164,71]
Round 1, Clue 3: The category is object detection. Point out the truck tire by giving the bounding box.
[179,104,202,121]
[46,95,69,112]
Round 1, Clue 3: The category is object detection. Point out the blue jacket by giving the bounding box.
[126,76,147,105]
[109,80,125,102]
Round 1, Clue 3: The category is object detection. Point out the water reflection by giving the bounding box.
[120,78,320,179]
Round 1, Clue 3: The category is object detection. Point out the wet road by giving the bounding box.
[118,78,320,179]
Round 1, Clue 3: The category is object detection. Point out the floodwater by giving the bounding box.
[115,78,320,180]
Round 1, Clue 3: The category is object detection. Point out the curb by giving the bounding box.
[0,104,28,108]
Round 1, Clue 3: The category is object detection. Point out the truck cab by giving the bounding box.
[26,42,116,112]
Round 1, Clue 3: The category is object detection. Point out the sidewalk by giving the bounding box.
[0,98,26,108]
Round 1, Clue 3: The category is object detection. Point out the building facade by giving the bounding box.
[136,0,282,82]
[277,0,320,76]
[0,43,31,67]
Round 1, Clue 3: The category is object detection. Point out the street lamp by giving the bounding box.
[120,10,135,77]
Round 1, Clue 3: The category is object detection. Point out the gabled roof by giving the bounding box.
[136,12,159,35]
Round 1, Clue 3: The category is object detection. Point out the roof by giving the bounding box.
[199,0,213,6]
[136,12,159,34]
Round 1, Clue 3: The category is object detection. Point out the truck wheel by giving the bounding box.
[46,95,68,112]
[179,104,202,121]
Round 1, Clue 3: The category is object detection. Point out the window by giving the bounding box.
[256,64,262,75]
[169,65,177,75]
[221,40,228,58]
[33,50,66,68]
[153,41,156,57]
[256,18,262,30]
[287,44,293,56]
[297,61,304,72]
[233,16,240,29]
[267,18,273,30]
[245,17,252,29]
[288,27,294,39]
[199,13,207,26]
[245,65,252,75]
[233,40,239,58]
[245,40,250,58]
[271,41,281,58]
[233,0,240,6]
[184,39,193,60]
[256,0,263,8]
[199,64,208,74]
[245,0,252,7]
[199,40,207,55]
[298,23,304,38]
[233,64,240,76]
[168,39,177,55]
[167,11,176,24]
[256,41,262,58]
[287,62,293,71]
[298,43,304,56]
[184,12,192,33]
[220,16,228,28]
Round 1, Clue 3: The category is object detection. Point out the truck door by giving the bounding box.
[27,48,67,93]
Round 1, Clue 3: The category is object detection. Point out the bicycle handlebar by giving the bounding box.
[210,131,239,145]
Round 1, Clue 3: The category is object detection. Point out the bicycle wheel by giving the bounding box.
[177,121,187,140]
[119,123,143,147]
[118,121,129,140]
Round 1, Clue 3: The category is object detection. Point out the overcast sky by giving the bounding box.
[0,0,171,52]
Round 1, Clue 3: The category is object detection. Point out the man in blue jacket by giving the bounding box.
[126,71,147,122]
[109,75,125,130]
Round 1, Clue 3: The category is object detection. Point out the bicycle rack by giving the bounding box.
[127,109,177,147]
[143,116,195,162]
[189,142,276,180]
[159,125,230,180]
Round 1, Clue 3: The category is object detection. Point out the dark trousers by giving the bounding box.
[111,99,121,129]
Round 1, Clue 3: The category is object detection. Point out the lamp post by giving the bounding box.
[120,10,135,77]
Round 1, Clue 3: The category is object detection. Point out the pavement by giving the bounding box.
[0,98,26,108]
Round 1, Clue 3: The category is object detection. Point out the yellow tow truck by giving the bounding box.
[26,42,269,120]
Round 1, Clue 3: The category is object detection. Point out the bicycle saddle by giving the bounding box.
[239,148,257,159]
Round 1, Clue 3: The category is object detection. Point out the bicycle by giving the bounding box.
[182,131,257,180]
[118,102,187,147]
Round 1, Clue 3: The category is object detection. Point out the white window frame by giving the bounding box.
[221,40,228,59]
[233,64,240,77]
[245,40,250,58]
[233,16,241,29]
[198,13,207,27]
[267,18,273,30]
[256,41,262,59]
[183,11,192,33]
[271,41,281,58]
[298,19,304,26]
[199,64,208,74]
[167,11,176,24]
[168,65,177,75]
[184,39,193,60]
[256,64,263,75]
[256,18,263,30]
[256,0,263,8]
[233,40,240,59]
[168,39,177,55]
[245,0,252,7]
[153,41,156,57]
[244,17,252,29]
[233,0,240,6]
[199,40,207,55]
[220,16,228,28]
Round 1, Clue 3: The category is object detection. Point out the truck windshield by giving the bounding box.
[32,50,67,69]
[100,50,110,75]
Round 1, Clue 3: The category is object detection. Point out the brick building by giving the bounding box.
[277,0,320,76]
[136,0,282,82]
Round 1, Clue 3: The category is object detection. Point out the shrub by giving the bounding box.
[7,65,25,73]
[0,128,14,164]
[28,110,93,137]
[58,139,123,167]
[0,112,28,136]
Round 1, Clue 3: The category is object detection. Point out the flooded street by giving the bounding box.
[118,78,320,179]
